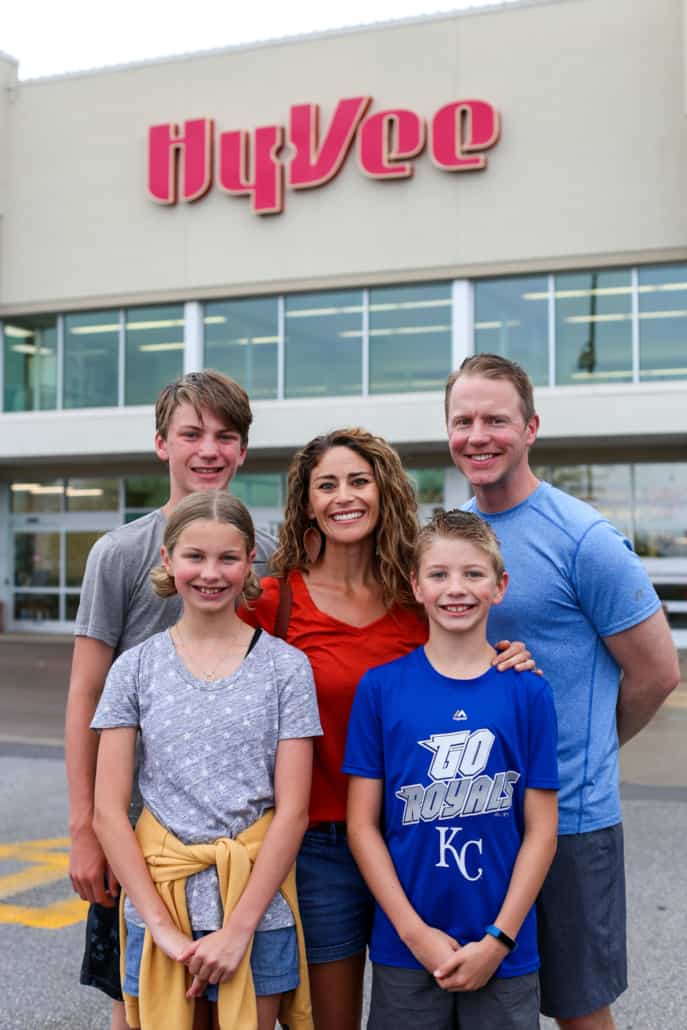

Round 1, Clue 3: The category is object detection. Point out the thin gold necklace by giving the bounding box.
[173,624,247,682]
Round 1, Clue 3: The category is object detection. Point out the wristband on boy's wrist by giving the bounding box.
[484,924,517,952]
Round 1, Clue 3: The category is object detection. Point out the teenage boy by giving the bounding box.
[344,510,559,1030]
[65,370,276,1030]
[445,354,680,1030]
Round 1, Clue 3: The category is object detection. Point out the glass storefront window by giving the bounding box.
[638,264,687,381]
[204,298,278,400]
[125,476,168,511]
[65,594,82,621]
[369,284,452,393]
[474,276,549,386]
[125,305,184,405]
[66,478,119,512]
[285,290,362,398]
[13,593,60,622]
[64,310,120,408]
[66,532,104,587]
[10,480,64,513]
[14,533,60,588]
[548,464,633,539]
[232,473,283,508]
[555,269,632,385]
[634,463,687,557]
[3,314,58,411]
[408,468,445,504]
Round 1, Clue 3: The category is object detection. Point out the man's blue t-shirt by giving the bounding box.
[343,650,558,976]
[465,481,660,835]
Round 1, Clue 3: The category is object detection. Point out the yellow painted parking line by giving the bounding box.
[0,898,88,929]
[0,836,87,928]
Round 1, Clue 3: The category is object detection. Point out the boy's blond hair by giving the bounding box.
[155,370,253,444]
[413,509,505,580]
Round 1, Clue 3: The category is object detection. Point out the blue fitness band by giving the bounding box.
[485,924,517,951]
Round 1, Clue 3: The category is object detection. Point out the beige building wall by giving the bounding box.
[1,0,686,314]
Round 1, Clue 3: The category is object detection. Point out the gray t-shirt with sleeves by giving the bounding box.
[75,508,276,658]
[91,629,322,933]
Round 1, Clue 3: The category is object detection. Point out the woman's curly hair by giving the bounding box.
[271,427,419,610]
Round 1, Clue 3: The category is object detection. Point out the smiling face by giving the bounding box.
[307,445,381,549]
[446,375,539,511]
[411,535,507,637]
[162,518,255,615]
[155,402,247,508]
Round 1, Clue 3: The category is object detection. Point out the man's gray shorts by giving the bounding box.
[368,964,539,1030]
[538,823,627,1020]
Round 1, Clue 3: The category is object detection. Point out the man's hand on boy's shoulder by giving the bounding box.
[404,922,459,976]
[433,934,506,992]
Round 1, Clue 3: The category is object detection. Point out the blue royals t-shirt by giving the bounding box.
[343,649,559,976]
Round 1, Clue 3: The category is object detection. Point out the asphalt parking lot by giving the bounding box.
[1,636,685,1029]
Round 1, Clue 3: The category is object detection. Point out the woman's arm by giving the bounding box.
[179,736,314,989]
[347,775,459,974]
[434,787,558,991]
[92,727,193,961]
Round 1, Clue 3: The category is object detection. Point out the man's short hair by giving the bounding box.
[445,354,536,424]
[155,370,253,444]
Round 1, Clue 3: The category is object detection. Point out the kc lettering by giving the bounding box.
[435,827,484,880]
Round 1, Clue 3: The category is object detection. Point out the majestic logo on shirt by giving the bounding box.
[452,709,468,721]
[395,728,520,824]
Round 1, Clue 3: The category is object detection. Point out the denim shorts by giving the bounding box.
[296,823,374,964]
[123,921,299,999]
[537,823,627,1019]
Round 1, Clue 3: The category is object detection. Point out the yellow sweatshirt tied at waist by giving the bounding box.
[119,806,313,1030]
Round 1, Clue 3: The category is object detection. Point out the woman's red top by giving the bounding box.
[240,569,427,824]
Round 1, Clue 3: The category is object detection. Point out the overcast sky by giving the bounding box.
[2,0,517,79]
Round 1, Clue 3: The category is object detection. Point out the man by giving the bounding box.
[65,370,275,1030]
[444,353,679,1030]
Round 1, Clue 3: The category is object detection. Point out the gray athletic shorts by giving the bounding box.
[537,823,627,1020]
[368,964,540,1030]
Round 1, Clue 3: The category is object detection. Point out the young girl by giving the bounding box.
[91,490,322,1030]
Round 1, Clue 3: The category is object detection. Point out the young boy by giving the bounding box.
[344,509,559,1030]
[65,370,276,1030]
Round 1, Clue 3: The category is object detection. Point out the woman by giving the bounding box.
[241,428,533,1030]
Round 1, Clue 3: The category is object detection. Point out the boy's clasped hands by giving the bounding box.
[406,920,511,993]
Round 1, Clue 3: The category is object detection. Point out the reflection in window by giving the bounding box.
[10,480,64,514]
[14,533,61,588]
[638,265,687,381]
[369,284,451,393]
[232,473,283,508]
[66,478,120,512]
[66,594,82,621]
[64,310,120,408]
[408,468,445,504]
[634,463,687,557]
[3,314,58,411]
[205,298,278,400]
[555,269,632,385]
[285,291,362,398]
[474,276,549,386]
[67,532,105,587]
[13,593,60,622]
[125,305,184,405]
[125,476,168,511]
[548,465,633,539]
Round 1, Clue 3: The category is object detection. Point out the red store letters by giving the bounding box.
[147,96,500,215]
